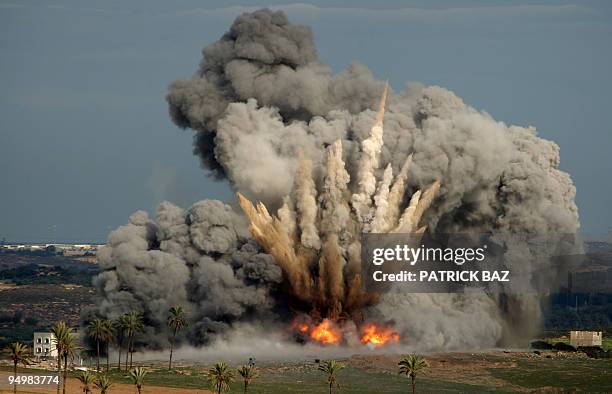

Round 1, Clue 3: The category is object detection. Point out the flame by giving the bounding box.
[309,319,342,345]
[291,318,399,347]
[360,323,400,347]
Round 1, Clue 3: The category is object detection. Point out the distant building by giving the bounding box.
[570,330,603,347]
[33,330,84,365]
[33,332,58,359]
[0,242,101,256]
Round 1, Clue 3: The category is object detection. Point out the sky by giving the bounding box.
[0,0,611,242]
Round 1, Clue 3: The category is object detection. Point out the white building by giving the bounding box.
[570,331,603,347]
[33,332,58,359]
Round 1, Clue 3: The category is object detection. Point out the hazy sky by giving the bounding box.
[1,0,611,242]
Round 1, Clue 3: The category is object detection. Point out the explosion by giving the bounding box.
[360,323,400,347]
[290,317,399,347]
[237,85,438,344]
[87,8,581,352]
[309,320,343,345]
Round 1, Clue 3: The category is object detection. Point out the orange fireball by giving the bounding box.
[360,323,400,346]
[310,319,342,345]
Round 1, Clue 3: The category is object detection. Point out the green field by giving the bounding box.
[487,356,611,392]
[93,365,498,393]
[3,351,610,393]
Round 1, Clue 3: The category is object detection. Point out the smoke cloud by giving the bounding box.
[89,9,580,352]
[92,200,284,347]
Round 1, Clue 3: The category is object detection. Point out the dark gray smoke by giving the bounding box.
[89,9,580,351]
[91,201,284,347]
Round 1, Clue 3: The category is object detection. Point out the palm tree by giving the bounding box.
[94,374,113,394]
[101,319,114,372]
[207,362,234,394]
[77,370,95,394]
[317,360,345,394]
[129,367,148,394]
[87,319,106,371]
[167,305,188,370]
[113,315,127,371]
[5,342,31,393]
[398,354,428,394]
[237,364,259,394]
[60,331,79,394]
[50,321,70,394]
[124,312,144,369]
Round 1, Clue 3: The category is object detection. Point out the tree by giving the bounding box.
[60,331,79,394]
[94,374,113,394]
[129,367,148,394]
[5,342,31,393]
[207,362,234,394]
[398,354,428,394]
[50,321,70,394]
[113,315,128,371]
[87,319,106,371]
[237,364,259,394]
[77,370,95,394]
[101,319,114,372]
[167,305,188,370]
[124,312,144,369]
[317,360,345,394]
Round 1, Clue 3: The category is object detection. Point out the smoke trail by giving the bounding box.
[293,155,321,250]
[319,140,351,237]
[87,9,580,351]
[369,164,394,233]
[352,83,389,225]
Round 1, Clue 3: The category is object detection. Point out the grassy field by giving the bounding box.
[487,356,611,392]
[95,365,498,393]
[2,351,610,393]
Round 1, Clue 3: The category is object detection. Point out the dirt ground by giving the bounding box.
[0,372,212,394]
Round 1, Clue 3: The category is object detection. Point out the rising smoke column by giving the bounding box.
[87,8,580,351]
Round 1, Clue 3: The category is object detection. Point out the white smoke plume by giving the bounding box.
[293,155,321,250]
[88,9,580,352]
[352,83,389,225]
